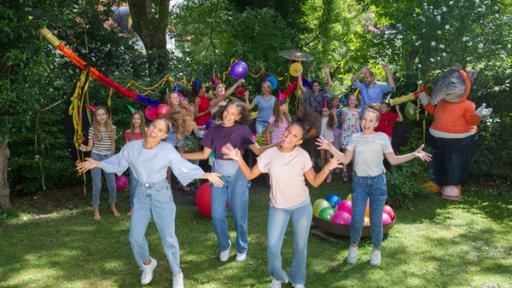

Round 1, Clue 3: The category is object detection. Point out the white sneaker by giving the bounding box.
[220,241,231,262]
[270,278,282,288]
[140,257,157,285]
[346,246,358,265]
[172,271,184,288]
[370,249,381,266]
[294,284,305,288]
[236,252,247,262]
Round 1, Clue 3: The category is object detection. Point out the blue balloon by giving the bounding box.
[266,76,278,90]
[325,193,341,208]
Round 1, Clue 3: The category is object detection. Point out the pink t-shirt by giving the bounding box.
[257,146,313,209]
[124,130,143,143]
[268,116,289,144]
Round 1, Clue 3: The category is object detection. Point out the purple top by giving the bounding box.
[202,123,255,159]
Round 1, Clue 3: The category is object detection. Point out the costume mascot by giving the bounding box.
[419,68,492,200]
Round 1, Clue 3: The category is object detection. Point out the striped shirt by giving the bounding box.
[89,126,116,155]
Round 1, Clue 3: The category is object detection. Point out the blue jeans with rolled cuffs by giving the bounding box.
[267,202,312,286]
[211,159,250,253]
[91,152,116,206]
[350,173,388,248]
[255,120,269,136]
[129,180,181,276]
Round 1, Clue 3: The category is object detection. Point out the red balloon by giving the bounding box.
[115,175,128,191]
[235,87,246,98]
[383,205,395,220]
[157,103,171,117]
[195,182,229,218]
[145,106,157,120]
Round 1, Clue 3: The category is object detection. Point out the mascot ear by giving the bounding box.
[467,68,479,83]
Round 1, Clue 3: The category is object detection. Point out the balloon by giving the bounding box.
[157,103,171,117]
[313,199,331,217]
[382,213,392,225]
[145,106,157,120]
[405,102,417,121]
[195,182,212,218]
[289,63,303,77]
[235,87,246,98]
[115,175,128,191]
[266,76,278,90]
[383,205,395,220]
[347,194,352,201]
[319,207,335,221]
[337,200,352,215]
[195,182,229,218]
[325,193,341,208]
[229,61,249,80]
[332,211,351,225]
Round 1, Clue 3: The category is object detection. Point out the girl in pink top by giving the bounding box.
[125,110,146,215]
[222,123,341,288]
[266,99,291,145]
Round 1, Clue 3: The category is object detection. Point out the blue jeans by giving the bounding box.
[350,173,387,248]
[255,120,269,136]
[211,168,249,253]
[267,202,312,286]
[128,168,138,208]
[129,180,181,276]
[91,152,116,207]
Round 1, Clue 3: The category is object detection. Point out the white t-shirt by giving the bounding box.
[257,146,313,209]
[347,132,393,177]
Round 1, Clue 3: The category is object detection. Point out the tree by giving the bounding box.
[128,0,171,76]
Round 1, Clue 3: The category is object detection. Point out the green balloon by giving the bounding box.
[313,199,331,217]
[405,102,417,121]
[319,207,335,221]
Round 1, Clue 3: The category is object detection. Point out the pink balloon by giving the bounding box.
[145,106,157,120]
[332,211,351,225]
[337,200,352,215]
[382,213,392,225]
[157,103,171,117]
[115,175,128,191]
[383,205,395,220]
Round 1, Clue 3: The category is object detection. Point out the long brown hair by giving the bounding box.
[166,110,196,143]
[326,109,336,129]
[219,100,252,125]
[272,99,291,129]
[92,105,115,142]
[129,110,146,140]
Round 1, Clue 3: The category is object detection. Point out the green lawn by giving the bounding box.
[1,180,511,288]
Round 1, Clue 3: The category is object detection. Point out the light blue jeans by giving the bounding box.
[91,152,116,207]
[128,168,138,208]
[267,202,312,286]
[350,173,387,248]
[212,161,249,253]
[255,120,269,136]
[129,180,181,276]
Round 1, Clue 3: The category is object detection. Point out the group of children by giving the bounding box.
[76,71,430,287]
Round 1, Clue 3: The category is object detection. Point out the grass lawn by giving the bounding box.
[1,178,511,288]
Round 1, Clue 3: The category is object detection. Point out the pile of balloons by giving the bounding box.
[313,193,395,226]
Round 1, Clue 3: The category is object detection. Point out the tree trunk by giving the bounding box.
[128,0,171,76]
[0,140,11,210]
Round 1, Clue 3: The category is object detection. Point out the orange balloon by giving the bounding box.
[365,200,370,217]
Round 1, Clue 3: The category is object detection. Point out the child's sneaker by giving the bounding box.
[236,251,247,262]
[346,246,358,264]
[370,249,381,266]
[140,257,157,285]
[220,241,231,262]
[270,278,282,288]
[172,271,184,288]
[293,284,305,288]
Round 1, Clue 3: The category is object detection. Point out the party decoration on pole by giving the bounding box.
[390,86,429,106]
[86,104,96,112]
[289,63,303,77]
[229,60,249,80]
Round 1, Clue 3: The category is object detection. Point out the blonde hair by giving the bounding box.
[92,106,114,142]
[129,110,146,140]
[365,103,381,121]
[166,110,196,143]
[166,92,188,112]
[261,81,272,95]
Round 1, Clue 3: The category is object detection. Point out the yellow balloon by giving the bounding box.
[347,194,352,201]
[289,63,303,77]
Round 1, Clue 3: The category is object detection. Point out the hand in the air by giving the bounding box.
[413,144,432,162]
[475,103,492,117]
[327,155,344,171]
[419,92,430,106]
[76,158,99,174]
[221,143,242,161]
[315,135,333,151]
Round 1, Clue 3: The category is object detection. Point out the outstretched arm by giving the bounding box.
[351,66,367,85]
[181,147,212,160]
[315,136,353,164]
[211,79,245,107]
[248,142,278,156]
[383,64,395,89]
[384,144,431,166]
[304,155,343,187]
[221,143,262,180]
